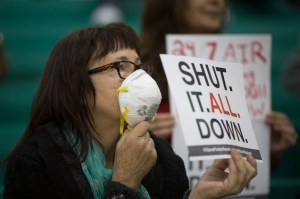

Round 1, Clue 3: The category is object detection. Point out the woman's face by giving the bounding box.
[180,0,226,33]
[87,49,140,122]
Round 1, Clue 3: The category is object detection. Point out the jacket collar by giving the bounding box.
[36,123,93,199]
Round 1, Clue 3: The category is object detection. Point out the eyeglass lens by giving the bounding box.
[118,62,136,78]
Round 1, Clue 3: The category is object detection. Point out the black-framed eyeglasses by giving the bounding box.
[88,60,153,79]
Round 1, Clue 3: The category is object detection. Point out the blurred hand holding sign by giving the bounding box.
[165,35,271,198]
[160,54,262,161]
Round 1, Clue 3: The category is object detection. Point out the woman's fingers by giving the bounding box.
[226,158,238,193]
[151,113,175,130]
[267,111,298,151]
[150,113,175,139]
[246,153,258,179]
[229,149,257,193]
[131,121,151,137]
[266,112,289,124]
[231,149,247,192]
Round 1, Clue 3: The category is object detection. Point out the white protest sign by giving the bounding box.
[166,35,271,198]
[160,54,262,161]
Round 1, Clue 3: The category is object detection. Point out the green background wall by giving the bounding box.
[0,0,299,198]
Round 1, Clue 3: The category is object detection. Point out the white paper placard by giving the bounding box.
[160,54,262,161]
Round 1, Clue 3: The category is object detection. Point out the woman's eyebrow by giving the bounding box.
[113,56,141,63]
[114,56,128,61]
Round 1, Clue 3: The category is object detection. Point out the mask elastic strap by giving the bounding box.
[117,86,128,94]
[120,107,128,135]
[152,113,157,122]
[118,86,129,135]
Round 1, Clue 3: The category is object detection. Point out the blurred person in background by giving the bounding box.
[0,33,7,80]
[140,0,298,169]
[282,47,300,100]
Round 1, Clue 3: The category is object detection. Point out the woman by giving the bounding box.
[4,22,257,199]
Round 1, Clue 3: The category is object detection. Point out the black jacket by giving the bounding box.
[4,123,189,199]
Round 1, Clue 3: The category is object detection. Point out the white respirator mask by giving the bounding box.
[118,69,162,134]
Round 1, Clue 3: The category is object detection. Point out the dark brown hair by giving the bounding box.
[140,0,183,101]
[8,22,140,161]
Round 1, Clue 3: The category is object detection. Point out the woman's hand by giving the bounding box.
[265,111,298,168]
[150,112,175,139]
[189,149,257,199]
[112,121,157,190]
[266,111,298,152]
